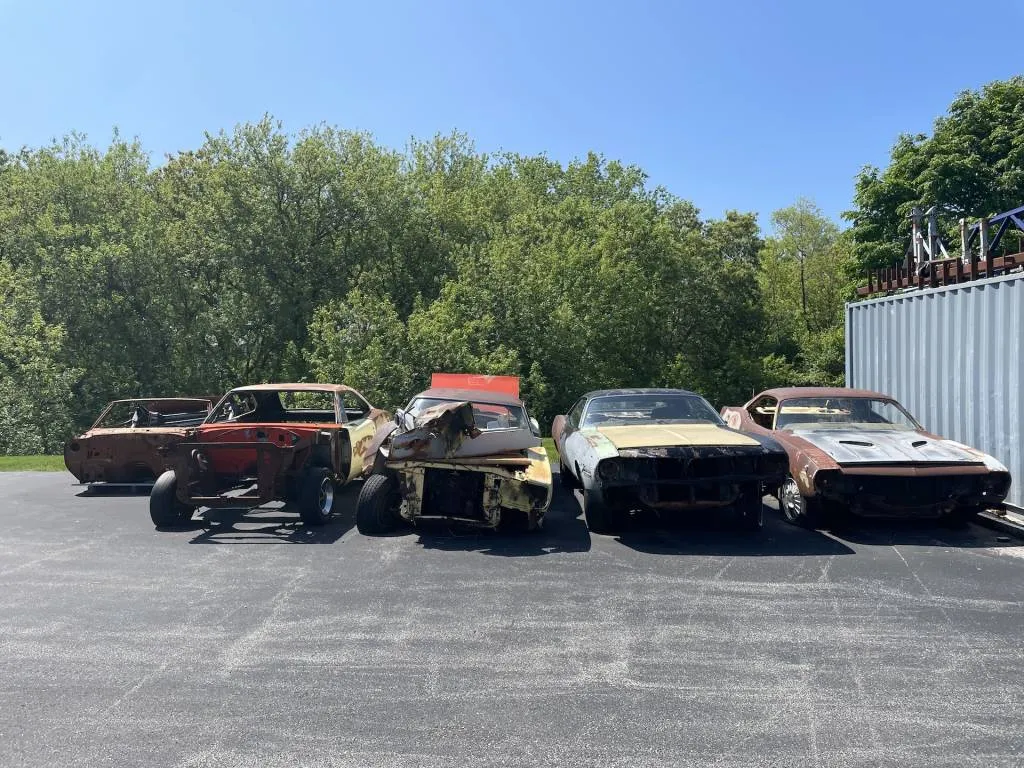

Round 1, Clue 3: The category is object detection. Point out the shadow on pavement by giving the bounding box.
[185,485,360,544]
[76,484,152,498]
[613,505,856,557]
[822,514,1023,549]
[413,484,591,557]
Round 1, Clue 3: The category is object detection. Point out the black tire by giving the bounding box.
[298,467,336,527]
[583,486,621,534]
[149,470,196,528]
[356,473,402,535]
[778,477,819,528]
[736,486,764,531]
[371,448,389,476]
[558,461,575,490]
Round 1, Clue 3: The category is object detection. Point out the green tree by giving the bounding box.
[758,200,855,387]
[849,77,1024,268]
[0,263,81,453]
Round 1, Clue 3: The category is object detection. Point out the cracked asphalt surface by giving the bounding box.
[1,470,1023,767]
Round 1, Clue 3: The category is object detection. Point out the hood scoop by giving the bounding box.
[793,429,981,465]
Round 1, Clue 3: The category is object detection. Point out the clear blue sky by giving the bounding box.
[4,0,1021,229]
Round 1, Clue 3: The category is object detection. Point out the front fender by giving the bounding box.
[571,429,619,490]
[551,415,567,451]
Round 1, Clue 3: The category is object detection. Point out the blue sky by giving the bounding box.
[3,0,1021,229]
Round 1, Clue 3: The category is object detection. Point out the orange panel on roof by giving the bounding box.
[430,373,520,398]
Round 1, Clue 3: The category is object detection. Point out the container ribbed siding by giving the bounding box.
[845,272,1023,507]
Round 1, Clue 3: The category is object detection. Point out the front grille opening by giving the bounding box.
[423,468,485,519]
[852,475,977,507]
[644,455,781,480]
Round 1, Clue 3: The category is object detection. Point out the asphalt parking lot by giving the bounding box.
[1,471,1023,767]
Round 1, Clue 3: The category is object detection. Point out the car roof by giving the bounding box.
[229,383,357,394]
[412,387,524,406]
[583,388,701,399]
[107,397,211,405]
[756,386,894,402]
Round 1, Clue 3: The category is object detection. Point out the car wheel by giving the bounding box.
[298,467,336,526]
[583,486,621,534]
[149,471,196,528]
[779,477,818,528]
[356,473,403,535]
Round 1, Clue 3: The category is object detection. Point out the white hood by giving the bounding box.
[790,429,986,466]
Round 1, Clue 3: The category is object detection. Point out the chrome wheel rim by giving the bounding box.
[781,478,802,521]
[318,477,335,514]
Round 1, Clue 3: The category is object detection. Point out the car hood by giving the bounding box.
[589,424,760,450]
[788,429,986,466]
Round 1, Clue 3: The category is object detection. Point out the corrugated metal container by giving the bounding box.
[846,272,1023,507]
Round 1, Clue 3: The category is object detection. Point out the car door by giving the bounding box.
[340,390,378,479]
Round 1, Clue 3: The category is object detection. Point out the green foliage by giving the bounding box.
[0,117,856,450]
[756,200,855,388]
[306,289,414,410]
[849,77,1024,268]
[0,263,81,454]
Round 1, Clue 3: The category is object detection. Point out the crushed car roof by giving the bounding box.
[412,387,524,406]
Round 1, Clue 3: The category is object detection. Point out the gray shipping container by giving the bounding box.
[845,271,1023,508]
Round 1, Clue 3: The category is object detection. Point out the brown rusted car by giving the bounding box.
[64,398,215,487]
[721,387,1011,526]
[150,384,390,528]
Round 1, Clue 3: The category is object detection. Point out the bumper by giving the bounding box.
[814,469,1011,517]
[389,459,552,529]
[596,448,788,513]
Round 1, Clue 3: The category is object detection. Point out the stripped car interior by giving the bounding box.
[64,398,214,486]
[150,384,389,528]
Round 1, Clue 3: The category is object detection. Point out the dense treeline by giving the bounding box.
[6,78,1021,454]
[0,120,850,453]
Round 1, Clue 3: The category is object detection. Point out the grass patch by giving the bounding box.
[0,455,67,471]
[542,437,558,464]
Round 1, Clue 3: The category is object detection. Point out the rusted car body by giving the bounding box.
[552,388,788,533]
[355,375,552,534]
[149,384,390,528]
[63,398,214,486]
[721,387,1012,525]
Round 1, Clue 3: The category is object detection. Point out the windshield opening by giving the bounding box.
[207,390,338,424]
[774,397,920,431]
[582,394,723,427]
[94,400,210,429]
[408,397,527,431]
